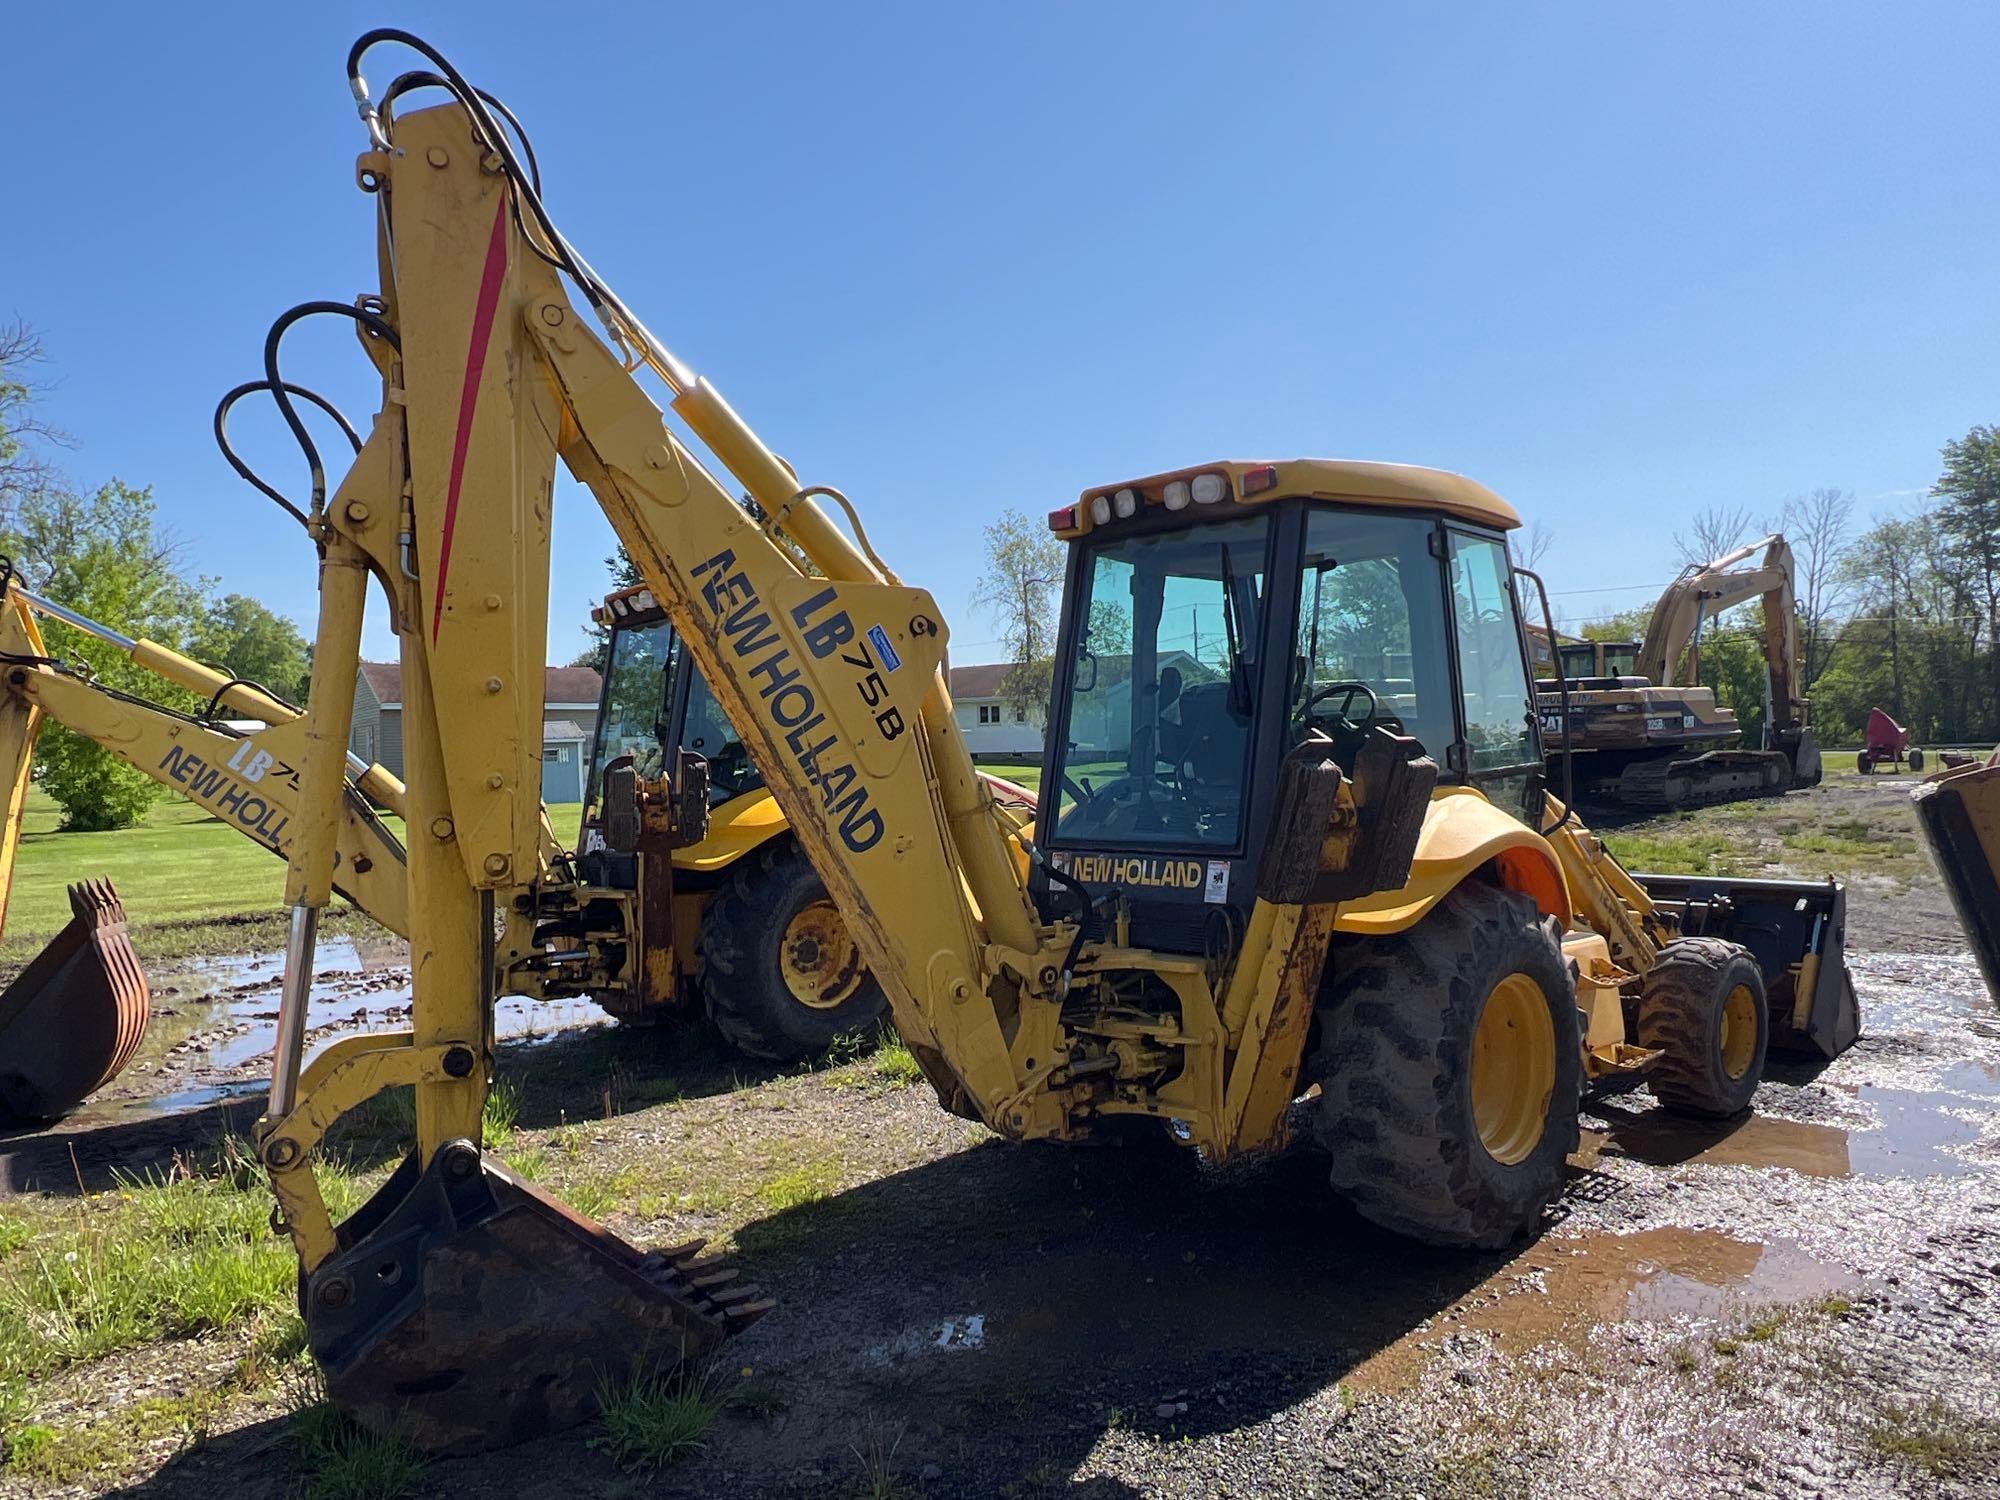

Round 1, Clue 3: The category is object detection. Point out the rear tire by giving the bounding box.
[1310,884,1581,1249]
[1909,748,1925,772]
[698,839,887,1062]
[1856,752,1874,774]
[1638,938,1768,1118]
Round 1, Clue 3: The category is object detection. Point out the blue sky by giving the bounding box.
[6,3,1996,662]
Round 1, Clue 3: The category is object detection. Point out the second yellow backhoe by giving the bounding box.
[162,30,1945,1454]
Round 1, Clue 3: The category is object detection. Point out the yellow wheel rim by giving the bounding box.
[780,899,866,1011]
[1471,973,1557,1166]
[1719,983,1758,1080]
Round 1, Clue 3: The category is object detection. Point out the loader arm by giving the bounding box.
[0,587,411,939]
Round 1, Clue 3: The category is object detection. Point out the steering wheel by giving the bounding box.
[1302,680,1381,735]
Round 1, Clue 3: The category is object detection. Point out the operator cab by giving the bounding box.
[579,587,764,887]
[1035,461,1545,955]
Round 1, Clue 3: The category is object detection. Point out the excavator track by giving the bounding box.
[1614,751,1790,812]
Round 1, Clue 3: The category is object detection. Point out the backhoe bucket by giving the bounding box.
[1631,872,1859,1059]
[0,880,150,1122]
[1912,758,2000,1004]
[305,1139,770,1454]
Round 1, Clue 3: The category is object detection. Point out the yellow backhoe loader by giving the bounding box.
[0,572,901,1072]
[166,32,1925,1453]
[1538,535,1823,810]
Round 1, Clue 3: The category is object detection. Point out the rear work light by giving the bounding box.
[1112,488,1140,518]
[1163,479,1191,511]
[1191,472,1228,505]
[1090,495,1113,525]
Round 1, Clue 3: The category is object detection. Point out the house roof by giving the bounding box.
[543,720,589,743]
[948,662,1017,700]
[359,661,602,709]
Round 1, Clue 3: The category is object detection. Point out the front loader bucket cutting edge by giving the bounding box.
[1630,872,1860,1060]
[0,880,150,1123]
[305,1139,771,1455]
[1913,761,2000,1005]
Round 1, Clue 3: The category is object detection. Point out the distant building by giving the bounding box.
[949,662,1042,758]
[350,661,602,802]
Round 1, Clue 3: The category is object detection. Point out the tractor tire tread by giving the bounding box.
[1309,884,1581,1250]
[1637,937,1767,1119]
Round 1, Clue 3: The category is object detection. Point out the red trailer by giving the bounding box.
[1857,708,1925,774]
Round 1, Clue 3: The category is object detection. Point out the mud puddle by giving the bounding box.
[102,936,610,1119]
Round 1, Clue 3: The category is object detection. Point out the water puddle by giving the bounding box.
[118,937,611,1119]
[1589,1052,1999,1180]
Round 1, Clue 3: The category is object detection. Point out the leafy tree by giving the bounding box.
[971,509,1064,726]
[1,481,208,829]
[191,594,311,705]
[0,321,70,528]
[1933,424,2000,727]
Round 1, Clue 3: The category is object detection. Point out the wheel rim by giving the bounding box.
[1471,973,1557,1166]
[780,899,866,1010]
[1719,983,1759,1079]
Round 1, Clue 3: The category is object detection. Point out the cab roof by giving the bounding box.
[1062,459,1521,539]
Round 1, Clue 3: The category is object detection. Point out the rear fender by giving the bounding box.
[1332,787,1568,935]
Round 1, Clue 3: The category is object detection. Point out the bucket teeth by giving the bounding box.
[724,1296,776,1327]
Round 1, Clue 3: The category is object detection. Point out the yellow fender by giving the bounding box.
[1334,787,1569,935]
[670,787,792,873]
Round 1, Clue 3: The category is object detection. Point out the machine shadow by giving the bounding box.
[715,1134,1528,1492]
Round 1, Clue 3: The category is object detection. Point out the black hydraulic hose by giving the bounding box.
[380,69,542,192]
[214,379,363,527]
[1037,850,1096,985]
[260,302,401,520]
[202,676,302,722]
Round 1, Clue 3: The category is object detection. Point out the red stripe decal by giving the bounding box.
[430,196,513,644]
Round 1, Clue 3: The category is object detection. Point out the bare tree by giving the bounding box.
[0,320,74,528]
[1508,519,1554,572]
[1774,487,1855,686]
[971,508,1064,725]
[1672,504,1755,567]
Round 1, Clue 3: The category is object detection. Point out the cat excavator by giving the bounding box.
[173,32,1917,1453]
[1538,535,1823,810]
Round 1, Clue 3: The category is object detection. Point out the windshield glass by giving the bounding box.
[1289,509,1454,770]
[1602,642,1639,677]
[1555,643,1597,681]
[679,665,763,803]
[1051,514,1270,848]
[1448,531,1537,772]
[588,619,675,804]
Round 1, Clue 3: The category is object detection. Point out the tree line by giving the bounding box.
[1,323,311,829]
[1581,426,2000,749]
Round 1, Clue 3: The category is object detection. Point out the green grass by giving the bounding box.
[0,787,582,967]
[1599,826,1738,875]
[288,1370,427,1500]
[978,759,1044,794]
[0,1144,360,1380]
[1868,1397,2000,1477]
[590,1360,725,1474]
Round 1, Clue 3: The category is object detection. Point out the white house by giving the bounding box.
[949,663,1043,759]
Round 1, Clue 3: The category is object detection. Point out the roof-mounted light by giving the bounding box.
[1241,465,1279,496]
[1112,487,1139,519]
[1163,479,1191,511]
[1090,495,1113,525]
[1047,504,1078,533]
[1191,472,1228,505]
[633,588,656,613]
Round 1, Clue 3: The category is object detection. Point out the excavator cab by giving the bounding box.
[1036,463,1545,949]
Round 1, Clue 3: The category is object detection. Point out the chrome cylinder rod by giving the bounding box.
[12,586,138,652]
[268,903,321,1119]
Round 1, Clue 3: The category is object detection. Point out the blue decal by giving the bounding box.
[866,624,902,672]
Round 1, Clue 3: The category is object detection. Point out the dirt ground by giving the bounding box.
[4,773,1998,1498]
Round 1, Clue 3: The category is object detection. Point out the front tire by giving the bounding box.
[1310,884,1581,1249]
[698,839,887,1062]
[1638,938,1768,1118]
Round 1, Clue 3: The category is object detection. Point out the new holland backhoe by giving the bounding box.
[1538,535,1823,810]
[0,568,900,1076]
[178,32,1911,1452]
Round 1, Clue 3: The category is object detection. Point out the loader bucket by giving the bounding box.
[0,880,150,1122]
[305,1139,770,1455]
[1630,872,1859,1059]
[1912,758,2000,1005]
